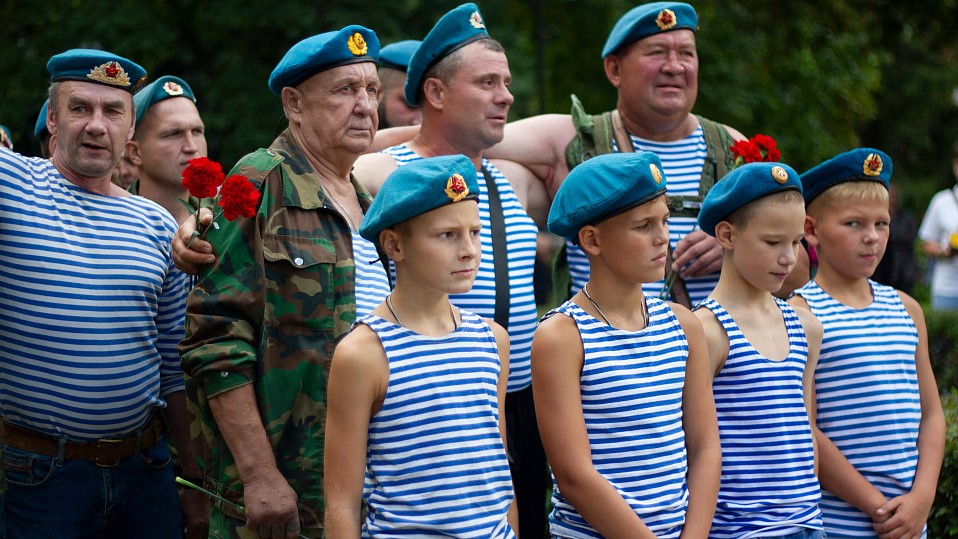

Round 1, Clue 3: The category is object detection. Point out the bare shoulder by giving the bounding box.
[668,301,705,337]
[791,302,823,343]
[896,289,926,326]
[533,311,580,349]
[483,318,510,348]
[351,152,399,196]
[332,323,387,372]
[723,124,747,141]
[787,292,810,311]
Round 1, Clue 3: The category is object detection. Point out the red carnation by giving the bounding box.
[752,133,780,162]
[218,175,261,221]
[730,139,762,165]
[181,157,225,199]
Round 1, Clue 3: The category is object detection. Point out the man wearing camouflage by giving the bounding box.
[178,26,386,539]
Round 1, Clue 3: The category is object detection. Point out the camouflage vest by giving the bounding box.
[564,94,736,218]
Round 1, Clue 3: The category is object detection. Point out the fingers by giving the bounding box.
[172,219,216,275]
[255,519,300,539]
[671,232,723,278]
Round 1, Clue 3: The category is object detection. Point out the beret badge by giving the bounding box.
[347,32,368,56]
[771,166,789,184]
[656,9,677,31]
[863,153,883,177]
[87,61,131,87]
[162,81,184,96]
[445,173,470,202]
[469,11,486,29]
[650,163,663,184]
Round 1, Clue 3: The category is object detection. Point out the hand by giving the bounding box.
[672,230,723,278]
[872,492,932,539]
[173,208,216,275]
[179,487,210,539]
[243,470,301,539]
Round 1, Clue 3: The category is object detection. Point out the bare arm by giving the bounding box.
[351,152,399,197]
[208,385,301,539]
[490,158,550,228]
[692,306,729,378]
[367,125,420,154]
[486,114,576,199]
[672,305,721,539]
[324,326,389,538]
[531,314,656,539]
[796,305,823,474]
[487,320,519,533]
[873,294,945,539]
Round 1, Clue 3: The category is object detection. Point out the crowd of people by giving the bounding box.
[0,2,947,539]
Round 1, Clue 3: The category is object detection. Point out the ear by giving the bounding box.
[422,77,445,110]
[603,54,623,89]
[281,87,304,125]
[126,140,144,166]
[714,220,735,250]
[46,104,57,136]
[379,229,404,262]
[803,215,819,248]
[577,225,601,257]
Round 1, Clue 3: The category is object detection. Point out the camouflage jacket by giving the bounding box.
[178,129,373,531]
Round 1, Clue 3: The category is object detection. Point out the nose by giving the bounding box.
[355,88,375,115]
[781,244,798,266]
[497,82,514,107]
[654,221,670,245]
[461,233,480,260]
[85,109,107,136]
[183,132,199,154]
[662,50,685,73]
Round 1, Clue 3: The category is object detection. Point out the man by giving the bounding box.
[127,75,207,222]
[484,2,753,305]
[0,49,204,538]
[351,5,551,537]
[34,100,53,158]
[377,40,422,128]
[178,25,388,539]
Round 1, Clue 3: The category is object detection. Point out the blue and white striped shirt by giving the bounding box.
[698,298,823,538]
[566,126,720,304]
[383,145,538,392]
[350,230,390,318]
[358,310,515,538]
[541,297,689,539]
[795,280,923,538]
[0,149,189,440]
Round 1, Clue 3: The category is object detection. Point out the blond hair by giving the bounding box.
[807,181,888,220]
[726,189,804,231]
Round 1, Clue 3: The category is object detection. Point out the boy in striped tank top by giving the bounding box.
[693,162,826,539]
[534,152,721,539]
[324,155,517,538]
[790,149,944,538]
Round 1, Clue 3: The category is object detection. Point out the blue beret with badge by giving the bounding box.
[800,148,891,204]
[360,154,479,245]
[380,40,422,72]
[133,76,197,127]
[549,152,668,243]
[268,25,380,96]
[602,2,698,58]
[35,100,50,140]
[698,162,802,236]
[47,49,147,93]
[405,3,490,106]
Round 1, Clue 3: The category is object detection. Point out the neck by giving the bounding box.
[813,262,873,308]
[578,274,648,331]
[411,118,484,168]
[288,128,355,182]
[137,177,190,222]
[387,281,458,337]
[51,156,116,196]
[711,265,778,310]
[617,105,697,142]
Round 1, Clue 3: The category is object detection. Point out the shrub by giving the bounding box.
[924,307,958,392]
[929,389,958,536]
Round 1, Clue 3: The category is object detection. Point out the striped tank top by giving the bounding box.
[0,149,189,440]
[541,297,689,539]
[698,298,823,538]
[794,280,923,538]
[358,310,516,538]
[566,127,720,305]
[349,229,390,318]
[383,145,538,392]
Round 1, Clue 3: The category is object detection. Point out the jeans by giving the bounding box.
[506,385,550,539]
[761,529,827,539]
[0,437,183,539]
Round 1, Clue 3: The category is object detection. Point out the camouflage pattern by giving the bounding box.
[178,129,372,535]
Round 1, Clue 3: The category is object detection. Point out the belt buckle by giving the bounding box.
[95,438,124,467]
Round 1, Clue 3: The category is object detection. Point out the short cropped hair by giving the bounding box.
[421,38,505,96]
[725,189,804,231]
[806,181,889,220]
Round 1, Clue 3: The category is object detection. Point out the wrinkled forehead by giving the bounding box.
[57,80,133,108]
[633,28,697,51]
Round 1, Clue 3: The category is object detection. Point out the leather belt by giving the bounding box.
[1,416,163,467]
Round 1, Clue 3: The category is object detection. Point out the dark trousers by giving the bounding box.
[506,384,550,539]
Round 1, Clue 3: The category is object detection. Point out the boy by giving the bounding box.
[693,162,826,538]
[323,154,517,538]
[790,148,944,538]
[532,152,721,539]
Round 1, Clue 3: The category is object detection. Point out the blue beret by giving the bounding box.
[0,125,12,150]
[133,76,197,127]
[602,2,698,58]
[548,152,668,242]
[34,100,49,139]
[269,25,380,96]
[800,148,891,204]
[698,162,802,236]
[379,40,422,71]
[405,3,490,106]
[47,49,147,93]
[360,154,479,245]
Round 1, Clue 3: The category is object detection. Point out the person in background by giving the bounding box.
[377,39,422,129]
[918,140,958,311]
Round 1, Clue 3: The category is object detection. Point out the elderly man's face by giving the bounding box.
[50,81,134,180]
[611,29,698,122]
[292,62,380,159]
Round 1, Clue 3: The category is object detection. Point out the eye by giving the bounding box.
[470,228,481,238]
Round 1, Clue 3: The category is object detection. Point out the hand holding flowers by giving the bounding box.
[179,157,261,246]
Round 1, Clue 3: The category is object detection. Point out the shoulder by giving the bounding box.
[534,310,580,346]
[230,147,286,188]
[334,323,387,366]
[791,301,823,342]
[896,289,926,326]
[484,318,510,348]
[668,301,704,338]
[692,303,725,343]
[352,151,399,196]
[722,124,746,141]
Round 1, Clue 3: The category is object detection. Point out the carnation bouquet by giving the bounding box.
[179,157,261,245]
